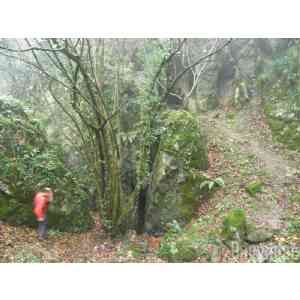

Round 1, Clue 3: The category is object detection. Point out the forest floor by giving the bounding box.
[0,215,164,262]
[1,97,300,263]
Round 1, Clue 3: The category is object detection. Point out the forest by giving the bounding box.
[0,38,299,263]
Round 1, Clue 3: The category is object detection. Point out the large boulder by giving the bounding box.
[145,110,209,232]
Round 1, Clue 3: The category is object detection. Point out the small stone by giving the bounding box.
[245,228,273,244]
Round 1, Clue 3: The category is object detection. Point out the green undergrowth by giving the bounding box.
[13,249,44,263]
[0,197,93,233]
[158,218,221,262]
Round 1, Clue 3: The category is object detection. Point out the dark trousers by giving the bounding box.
[37,215,48,239]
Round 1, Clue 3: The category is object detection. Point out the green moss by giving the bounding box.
[222,208,274,245]
[289,193,300,204]
[179,173,206,221]
[245,228,273,244]
[221,209,247,241]
[245,181,263,197]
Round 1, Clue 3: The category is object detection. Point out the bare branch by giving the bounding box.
[0,40,65,53]
[183,39,219,103]
[164,38,232,101]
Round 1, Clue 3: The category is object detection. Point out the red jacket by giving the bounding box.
[33,192,50,221]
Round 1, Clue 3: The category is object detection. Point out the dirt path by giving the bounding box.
[235,98,300,182]
[200,97,300,234]
[207,98,299,180]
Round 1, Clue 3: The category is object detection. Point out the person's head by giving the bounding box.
[42,187,53,201]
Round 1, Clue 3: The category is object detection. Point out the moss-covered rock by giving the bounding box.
[245,181,263,197]
[221,209,248,241]
[222,209,273,248]
[169,239,198,262]
[145,110,209,232]
[158,237,199,262]
[245,228,274,244]
[245,228,273,244]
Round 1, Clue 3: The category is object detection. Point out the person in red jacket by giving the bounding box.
[33,187,53,240]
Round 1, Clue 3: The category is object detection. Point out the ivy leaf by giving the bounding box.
[214,177,225,187]
[200,180,210,190]
[170,243,178,255]
[208,181,214,190]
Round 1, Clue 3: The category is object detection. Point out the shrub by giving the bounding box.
[158,220,220,262]
[0,97,92,232]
